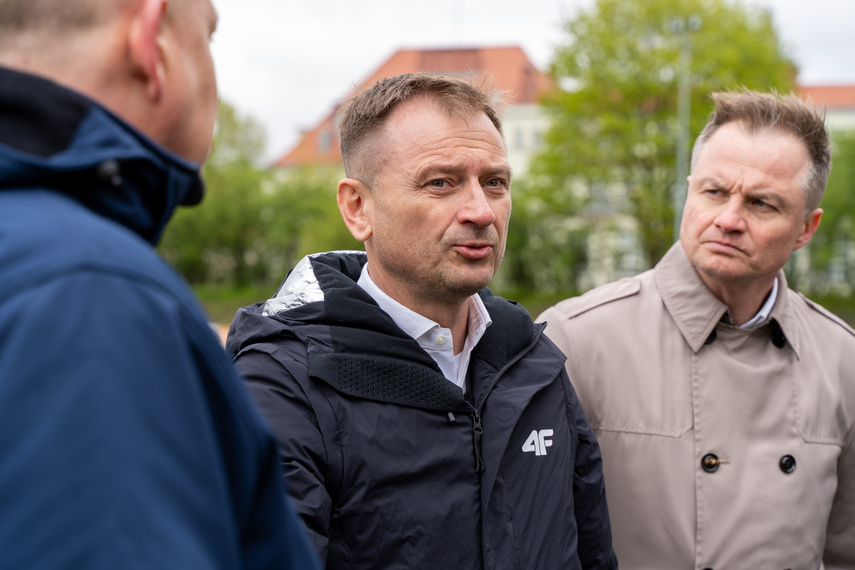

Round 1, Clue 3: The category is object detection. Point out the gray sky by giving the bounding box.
[210,0,855,162]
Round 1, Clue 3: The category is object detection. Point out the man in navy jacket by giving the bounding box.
[0,0,319,568]
[228,73,617,569]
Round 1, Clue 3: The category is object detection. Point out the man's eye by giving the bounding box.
[430,180,447,188]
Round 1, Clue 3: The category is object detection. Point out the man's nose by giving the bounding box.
[458,184,497,227]
[714,199,747,233]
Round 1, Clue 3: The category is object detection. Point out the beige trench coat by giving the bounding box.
[537,243,855,570]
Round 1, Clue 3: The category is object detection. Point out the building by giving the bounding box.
[800,84,855,132]
[271,46,552,175]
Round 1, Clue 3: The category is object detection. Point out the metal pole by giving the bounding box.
[673,31,691,240]
[671,16,701,241]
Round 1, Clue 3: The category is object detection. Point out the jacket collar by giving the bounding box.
[654,242,799,356]
[0,66,204,244]
[256,251,539,411]
[263,251,536,361]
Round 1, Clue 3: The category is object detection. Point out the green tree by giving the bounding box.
[260,166,360,279]
[160,101,268,286]
[803,131,855,294]
[527,0,794,290]
[160,101,360,290]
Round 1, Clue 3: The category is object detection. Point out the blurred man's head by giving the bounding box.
[0,0,219,165]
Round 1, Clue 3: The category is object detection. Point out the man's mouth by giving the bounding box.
[453,243,494,259]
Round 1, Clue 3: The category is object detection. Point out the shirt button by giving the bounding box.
[436,335,446,345]
[701,454,720,473]
[780,455,796,474]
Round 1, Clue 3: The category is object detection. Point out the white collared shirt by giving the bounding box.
[357,264,492,391]
[740,277,779,330]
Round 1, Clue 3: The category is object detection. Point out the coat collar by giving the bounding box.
[654,242,800,357]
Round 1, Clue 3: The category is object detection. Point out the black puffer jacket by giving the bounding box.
[227,251,617,570]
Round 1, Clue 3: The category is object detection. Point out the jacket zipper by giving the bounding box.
[470,327,545,474]
[472,410,485,473]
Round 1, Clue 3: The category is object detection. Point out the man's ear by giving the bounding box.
[337,178,373,242]
[127,0,168,101]
[794,208,823,251]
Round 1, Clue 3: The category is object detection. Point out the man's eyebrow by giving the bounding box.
[416,163,465,178]
[744,189,783,204]
[693,175,725,188]
[416,163,512,179]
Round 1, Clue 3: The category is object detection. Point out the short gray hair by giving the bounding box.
[0,0,118,36]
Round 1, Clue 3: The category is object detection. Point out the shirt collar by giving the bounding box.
[356,264,492,387]
[357,264,439,340]
[740,277,778,330]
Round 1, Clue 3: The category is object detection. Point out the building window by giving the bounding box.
[318,130,332,154]
[515,128,525,150]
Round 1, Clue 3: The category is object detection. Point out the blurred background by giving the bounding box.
[159,0,855,326]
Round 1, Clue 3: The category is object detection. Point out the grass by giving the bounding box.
[196,284,583,325]
[196,285,855,328]
[194,285,275,324]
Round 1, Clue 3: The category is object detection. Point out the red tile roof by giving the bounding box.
[272,46,552,168]
[799,85,855,109]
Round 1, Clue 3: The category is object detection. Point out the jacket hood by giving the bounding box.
[0,66,204,244]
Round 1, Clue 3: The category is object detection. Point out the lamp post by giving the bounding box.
[670,15,701,241]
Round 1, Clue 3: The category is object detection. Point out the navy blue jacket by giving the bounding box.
[228,252,617,569]
[0,67,319,570]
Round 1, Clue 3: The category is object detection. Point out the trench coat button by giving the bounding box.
[780,455,796,474]
[702,453,720,473]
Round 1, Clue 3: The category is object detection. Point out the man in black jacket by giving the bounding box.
[228,73,617,569]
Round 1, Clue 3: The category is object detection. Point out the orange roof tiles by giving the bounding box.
[799,85,855,109]
[272,45,551,168]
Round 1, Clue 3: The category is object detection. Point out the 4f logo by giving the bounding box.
[522,429,553,456]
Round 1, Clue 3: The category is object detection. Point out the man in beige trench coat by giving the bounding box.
[537,90,855,569]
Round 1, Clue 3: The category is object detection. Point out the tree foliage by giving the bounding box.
[801,131,855,294]
[526,0,794,291]
[159,101,359,289]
